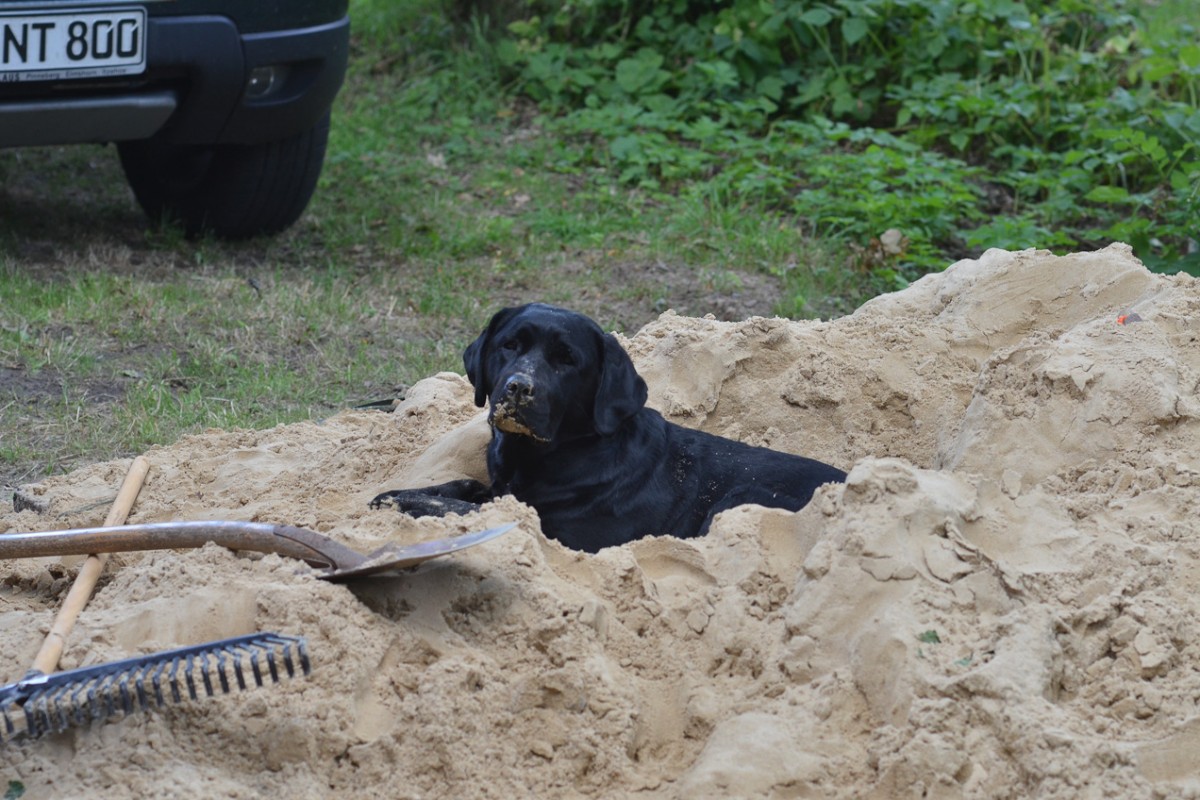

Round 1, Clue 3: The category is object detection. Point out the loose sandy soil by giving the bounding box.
[2,244,1198,798]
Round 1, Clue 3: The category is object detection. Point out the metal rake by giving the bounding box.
[0,632,309,743]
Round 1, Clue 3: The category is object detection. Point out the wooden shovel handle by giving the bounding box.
[30,455,151,675]
[0,521,358,569]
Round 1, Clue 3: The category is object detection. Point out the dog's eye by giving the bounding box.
[553,347,576,366]
[500,339,520,353]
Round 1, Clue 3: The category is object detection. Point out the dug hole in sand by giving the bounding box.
[2,243,1199,798]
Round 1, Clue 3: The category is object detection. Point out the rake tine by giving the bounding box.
[265,647,279,684]
[134,665,154,712]
[281,635,304,677]
[15,705,28,743]
[126,666,141,712]
[96,671,117,721]
[198,652,214,697]
[291,638,307,676]
[68,680,89,727]
[27,694,49,738]
[168,657,182,704]
[150,660,167,708]
[51,689,69,733]
[49,686,72,734]
[68,681,87,724]
[117,672,133,716]
[85,680,101,722]
[231,648,247,691]
[29,690,48,736]
[184,654,199,701]
[34,689,56,735]
[42,691,62,735]
[23,694,41,738]
[249,648,264,687]
[20,692,37,738]
[215,648,230,695]
[21,699,36,739]
[69,682,89,725]
[49,685,72,733]
[281,642,296,680]
[129,667,145,713]
[100,689,116,723]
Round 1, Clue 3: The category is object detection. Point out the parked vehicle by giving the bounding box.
[0,0,350,238]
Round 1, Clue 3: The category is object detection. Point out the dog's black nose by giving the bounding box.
[503,374,534,401]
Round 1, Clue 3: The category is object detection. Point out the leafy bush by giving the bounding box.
[487,0,1200,279]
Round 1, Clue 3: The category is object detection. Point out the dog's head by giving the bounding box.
[463,303,648,442]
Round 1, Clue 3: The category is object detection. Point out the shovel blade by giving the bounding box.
[320,522,518,581]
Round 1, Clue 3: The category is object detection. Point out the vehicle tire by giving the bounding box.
[117,112,330,239]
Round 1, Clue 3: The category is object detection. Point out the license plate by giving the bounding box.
[0,7,146,83]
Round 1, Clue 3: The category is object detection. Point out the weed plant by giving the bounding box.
[492,0,1200,281]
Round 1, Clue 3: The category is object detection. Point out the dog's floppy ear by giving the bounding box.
[463,306,523,407]
[593,333,648,435]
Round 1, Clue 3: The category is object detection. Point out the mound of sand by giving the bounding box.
[2,244,1198,798]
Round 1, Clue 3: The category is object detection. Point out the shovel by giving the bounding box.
[0,520,518,581]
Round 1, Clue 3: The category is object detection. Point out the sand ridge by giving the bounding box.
[2,243,1198,798]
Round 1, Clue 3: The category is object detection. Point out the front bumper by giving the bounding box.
[0,13,349,148]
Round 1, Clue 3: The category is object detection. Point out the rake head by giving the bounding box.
[0,632,309,743]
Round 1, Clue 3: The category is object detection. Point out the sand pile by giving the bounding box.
[2,243,1198,798]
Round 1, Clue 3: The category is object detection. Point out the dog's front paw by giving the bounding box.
[369,490,404,510]
[369,489,434,515]
[369,489,481,518]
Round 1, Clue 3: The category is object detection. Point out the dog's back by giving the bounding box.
[491,404,845,552]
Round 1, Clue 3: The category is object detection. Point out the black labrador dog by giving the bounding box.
[371,303,846,552]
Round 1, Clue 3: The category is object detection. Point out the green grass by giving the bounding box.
[12,0,1186,491]
[1,0,857,491]
[0,258,441,483]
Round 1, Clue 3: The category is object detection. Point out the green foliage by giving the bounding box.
[487,0,1200,279]
[3,0,876,490]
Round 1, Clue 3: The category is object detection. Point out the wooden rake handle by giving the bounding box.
[30,456,150,675]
